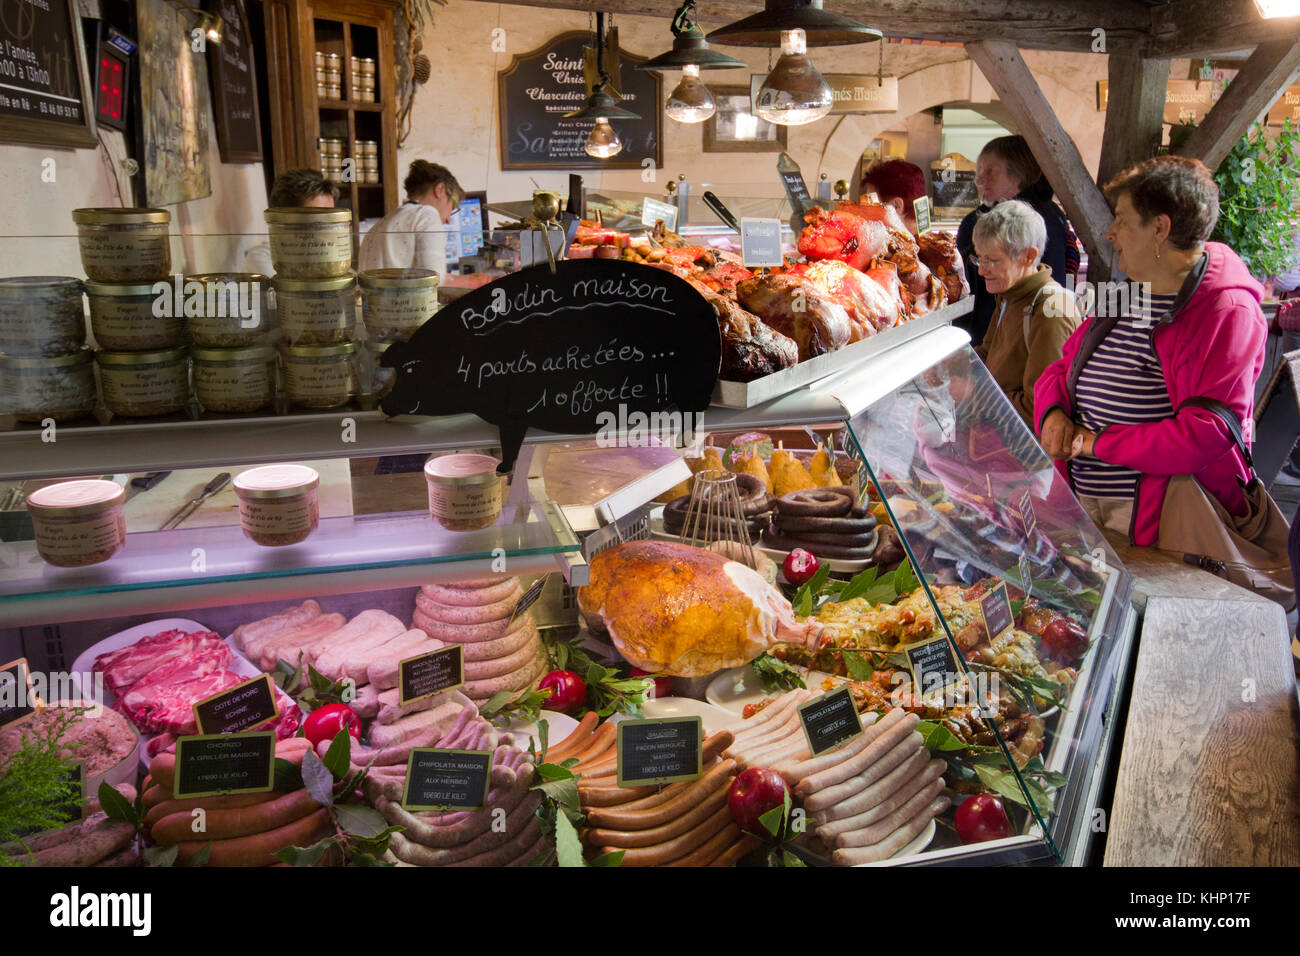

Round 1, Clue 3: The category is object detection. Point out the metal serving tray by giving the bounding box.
[712,297,973,409]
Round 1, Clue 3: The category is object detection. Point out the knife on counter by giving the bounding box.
[160,472,230,531]
[702,191,740,232]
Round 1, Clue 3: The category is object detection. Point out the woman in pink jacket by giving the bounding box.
[1034,156,1267,545]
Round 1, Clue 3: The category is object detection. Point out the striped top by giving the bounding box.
[1069,290,1179,499]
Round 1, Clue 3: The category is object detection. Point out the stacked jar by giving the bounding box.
[186,274,276,414]
[264,206,358,409]
[0,276,94,423]
[351,57,376,102]
[72,208,191,418]
[317,51,342,99]
[355,139,379,184]
[319,137,345,183]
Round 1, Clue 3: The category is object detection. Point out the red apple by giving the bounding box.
[953,794,1014,844]
[629,667,671,699]
[727,767,791,835]
[1039,617,1089,665]
[537,669,586,713]
[782,548,820,586]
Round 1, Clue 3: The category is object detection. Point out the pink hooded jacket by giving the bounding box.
[1033,241,1267,546]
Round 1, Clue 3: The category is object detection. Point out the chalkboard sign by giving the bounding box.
[979,583,1014,641]
[174,732,276,798]
[204,0,262,163]
[913,196,932,236]
[616,716,702,787]
[0,0,96,148]
[380,259,721,474]
[0,658,35,732]
[777,152,816,233]
[931,167,979,218]
[403,748,493,811]
[798,687,863,756]
[497,32,662,171]
[399,646,465,705]
[193,674,279,736]
[510,578,546,623]
[904,635,962,693]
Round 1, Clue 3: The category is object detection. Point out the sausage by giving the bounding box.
[374,772,524,848]
[176,807,334,866]
[352,682,381,720]
[376,687,438,725]
[577,783,659,806]
[231,600,320,653]
[314,613,410,678]
[422,578,522,606]
[568,720,617,766]
[665,821,744,866]
[460,650,546,700]
[726,691,803,746]
[461,625,537,662]
[586,780,731,848]
[729,709,804,763]
[709,833,762,867]
[144,790,281,830]
[702,730,735,764]
[801,731,924,813]
[737,734,810,771]
[93,844,140,867]
[414,589,522,625]
[830,794,949,865]
[813,748,930,829]
[600,802,734,866]
[833,775,947,849]
[412,608,533,644]
[369,701,465,748]
[798,710,914,794]
[584,759,736,831]
[367,637,444,690]
[26,817,136,867]
[545,712,598,761]
[777,710,885,784]
[819,757,945,841]
[152,789,325,845]
[340,629,433,685]
[430,705,476,749]
[445,815,542,867]
[506,833,550,867]
[250,612,346,668]
[388,793,541,865]
[462,636,546,681]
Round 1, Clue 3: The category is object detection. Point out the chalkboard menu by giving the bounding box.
[0,658,35,732]
[798,687,863,756]
[904,635,962,692]
[403,749,494,811]
[616,716,702,787]
[978,583,1014,642]
[204,0,262,163]
[931,168,979,218]
[174,732,276,798]
[497,32,661,171]
[399,646,464,705]
[193,674,279,735]
[0,0,95,148]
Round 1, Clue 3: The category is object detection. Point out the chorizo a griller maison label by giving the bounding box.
[173,732,277,799]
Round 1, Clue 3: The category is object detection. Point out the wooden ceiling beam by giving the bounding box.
[1146,0,1300,59]
[1097,39,1171,189]
[1173,38,1300,170]
[965,39,1117,280]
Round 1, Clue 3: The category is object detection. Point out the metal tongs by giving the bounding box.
[160,472,231,530]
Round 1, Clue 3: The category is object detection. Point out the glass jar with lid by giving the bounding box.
[0,276,86,357]
[263,207,353,278]
[192,345,275,413]
[71,208,171,282]
[359,268,439,343]
[273,274,356,345]
[96,346,191,417]
[0,349,96,422]
[185,273,271,347]
[85,280,184,351]
[281,342,355,408]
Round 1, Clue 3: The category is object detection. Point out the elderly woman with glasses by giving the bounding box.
[971,200,1082,426]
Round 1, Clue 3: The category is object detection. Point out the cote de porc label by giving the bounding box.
[402,748,494,811]
[378,259,721,474]
[799,687,864,756]
[616,716,702,788]
[193,673,279,735]
[173,732,276,799]
[398,645,465,706]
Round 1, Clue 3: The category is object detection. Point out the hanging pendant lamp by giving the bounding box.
[707,0,880,47]
[564,12,640,157]
[639,0,748,70]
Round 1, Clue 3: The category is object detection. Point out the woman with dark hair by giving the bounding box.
[1035,155,1268,547]
[956,135,1074,343]
[359,160,465,277]
[860,159,927,235]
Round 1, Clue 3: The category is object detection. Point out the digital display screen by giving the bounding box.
[96,44,127,129]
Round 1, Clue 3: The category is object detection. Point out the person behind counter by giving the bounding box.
[242,169,340,275]
[956,136,1072,344]
[359,160,464,280]
[860,159,926,236]
[1035,155,1268,546]
[972,200,1081,427]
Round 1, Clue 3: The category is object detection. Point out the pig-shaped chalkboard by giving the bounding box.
[380,259,722,472]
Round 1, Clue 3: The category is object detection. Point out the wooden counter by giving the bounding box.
[1101,535,1300,866]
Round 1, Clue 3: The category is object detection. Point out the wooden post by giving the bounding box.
[966,39,1116,281]
[1174,39,1300,171]
[1097,42,1170,190]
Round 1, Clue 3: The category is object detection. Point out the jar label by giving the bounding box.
[101,363,189,413]
[33,509,125,561]
[284,358,352,405]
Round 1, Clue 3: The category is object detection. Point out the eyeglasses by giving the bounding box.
[969,253,1007,269]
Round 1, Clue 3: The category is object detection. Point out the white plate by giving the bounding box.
[606,696,736,736]
[71,617,262,770]
[500,710,579,753]
[792,817,937,867]
[705,664,841,716]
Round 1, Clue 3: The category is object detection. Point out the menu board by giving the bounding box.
[204,0,262,162]
[0,0,95,148]
[497,32,661,171]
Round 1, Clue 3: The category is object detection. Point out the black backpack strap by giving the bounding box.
[1176,395,1254,472]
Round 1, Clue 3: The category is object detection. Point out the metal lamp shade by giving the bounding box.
[638,31,748,70]
[564,89,642,121]
[707,0,881,46]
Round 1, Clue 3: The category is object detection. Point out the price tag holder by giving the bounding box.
[913,196,932,235]
[510,577,547,623]
[903,635,963,696]
[399,645,465,705]
[1013,487,1037,538]
[193,674,279,736]
[402,748,493,811]
[616,716,702,788]
[978,582,1015,642]
[174,732,276,799]
[798,686,863,756]
[641,196,679,232]
[740,217,784,268]
[0,657,36,732]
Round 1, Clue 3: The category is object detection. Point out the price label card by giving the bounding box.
[399,645,465,705]
[904,635,963,694]
[1013,487,1036,538]
[0,657,36,732]
[913,196,932,235]
[402,748,493,811]
[740,217,784,268]
[616,716,702,788]
[510,577,547,622]
[798,686,864,756]
[174,732,276,799]
[641,196,679,232]
[193,674,279,736]
[979,582,1015,641]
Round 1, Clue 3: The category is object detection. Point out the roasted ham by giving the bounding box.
[701,289,799,382]
[786,259,901,338]
[735,273,852,361]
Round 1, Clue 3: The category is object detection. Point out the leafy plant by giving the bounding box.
[279,655,359,712]
[538,632,652,719]
[788,561,920,617]
[480,685,552,727]
[753,790,806,868]
[525,720,621,868]
[0,708,85,865]
[750,653,807,692]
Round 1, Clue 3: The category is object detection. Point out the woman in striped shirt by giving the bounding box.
[1034,156,1267,543]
